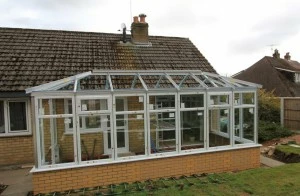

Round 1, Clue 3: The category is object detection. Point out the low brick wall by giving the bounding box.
[0,135,34,166]
[32,147,260,194]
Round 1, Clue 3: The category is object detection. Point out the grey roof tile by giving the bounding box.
[0,27,216,91]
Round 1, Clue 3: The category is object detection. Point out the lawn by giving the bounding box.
[131,163,300,196]
[276,145,300,155]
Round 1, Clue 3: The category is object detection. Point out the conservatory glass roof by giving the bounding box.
[26,70,261,93]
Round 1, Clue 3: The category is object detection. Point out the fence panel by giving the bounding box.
[281,98,300,131]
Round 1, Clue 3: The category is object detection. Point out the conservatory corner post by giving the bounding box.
[254,90,258,144]
[73,95,79,164]
[175,92,180,153]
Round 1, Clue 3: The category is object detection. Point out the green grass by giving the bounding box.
[131,163,300,196]
[276,145,300,155]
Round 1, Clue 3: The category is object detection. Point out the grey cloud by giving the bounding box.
[230,6,300,54]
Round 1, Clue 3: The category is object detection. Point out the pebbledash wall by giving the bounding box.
[0,136,34,166]
[32,147,260,194]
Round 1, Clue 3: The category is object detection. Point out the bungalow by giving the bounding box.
[0,14,261,194]
[233,49,300,130]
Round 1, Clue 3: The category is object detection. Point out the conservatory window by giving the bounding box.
[180,94,205,151]
[114,95,146,158]
[0,100,30,136]
[37,97,76,166]
[208,94,231,148]
[149,94,177,154]
[234,92,255,144]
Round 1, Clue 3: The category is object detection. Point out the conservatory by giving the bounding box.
[26,70,261,171]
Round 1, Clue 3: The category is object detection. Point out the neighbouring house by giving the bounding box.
[0,14,261,194]
[233,49,300,130]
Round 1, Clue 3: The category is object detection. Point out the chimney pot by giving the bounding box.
[139,13,147,23]
[273,49,280,59]
[133,16,139,23]
[284,52,291,60]
[131,13,149,44]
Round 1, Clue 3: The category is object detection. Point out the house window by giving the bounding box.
[0,100,30,136]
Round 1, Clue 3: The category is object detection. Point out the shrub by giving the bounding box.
[258,121,292,142]
[258,89,280,122]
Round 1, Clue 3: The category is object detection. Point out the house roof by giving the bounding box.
[0,27,216,92]
[233,56,300,97]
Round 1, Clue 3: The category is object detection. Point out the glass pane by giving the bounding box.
[209,109,230,147]
[180,94,204,108]
[81,99,107,111]
[116,96,144,112]
[149,95,175,110]
[141,75,175,89]
[38,98,72,115]
[39,118,75,166]
[150,112,176,153]
[80,114,112,161]
[242,93,254,105]
[116,114,145,158]
[9,102,27,131]
[111,75,143,89]
[234,108,241,144]
[181,110,204,150]
[79,75,107,90]
[0,101,4,133]
[210,95,229,105]
[242,108,254,142]
[234,93,240,105]
[171,75,200,88]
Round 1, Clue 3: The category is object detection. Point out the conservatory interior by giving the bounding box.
[26,70,261,171]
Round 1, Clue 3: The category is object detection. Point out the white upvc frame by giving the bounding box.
[233,91,257,145]
[34,95,77,169]
[0,98,31,137]
[112,94,147,160]
[147,92,178,156]
[178,91,207,153]
[75,95,114,164]
[107,96,129,155]
[207,92,233,150]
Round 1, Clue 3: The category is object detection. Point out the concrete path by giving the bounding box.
[0,167,32,196]
[260,155,285,167]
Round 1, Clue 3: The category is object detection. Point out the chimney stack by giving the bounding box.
[284,52,291,60]
[273,49,280,59]
[131,13,149,44]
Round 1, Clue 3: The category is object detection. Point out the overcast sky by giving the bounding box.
[1,0,300,76]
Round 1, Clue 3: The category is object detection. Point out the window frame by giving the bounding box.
[0,98,31,137]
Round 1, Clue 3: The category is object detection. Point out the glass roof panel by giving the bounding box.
[25,70,261,94]
[194,74,216,87]
[111,75,144,90]
[170,74,201,88]
[78,75,108,90]
[205,75,228,87]
[141,75,175,89]
[57,82,75,91]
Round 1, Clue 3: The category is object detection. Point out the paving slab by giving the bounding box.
[260,155,285,167]
[0,167,32,196]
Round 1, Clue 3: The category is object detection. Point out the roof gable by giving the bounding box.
[0,27,216,92]
[234,56,300,97]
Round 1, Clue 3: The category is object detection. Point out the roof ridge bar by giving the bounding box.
[164,73,180,90]
[189,72,208,89]
[25,71,91,93]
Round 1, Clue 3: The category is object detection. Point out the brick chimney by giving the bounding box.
[273,49,280,58]
[284,52,291,60]
[131,13,149,44]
